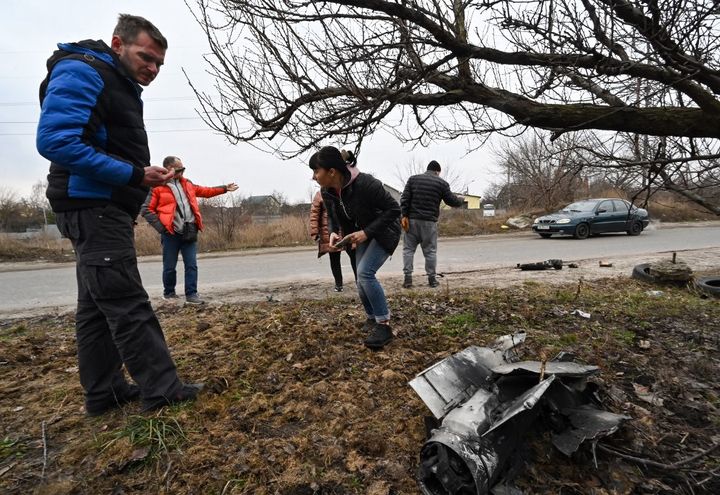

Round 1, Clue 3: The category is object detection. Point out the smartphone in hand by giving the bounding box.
[334,236,351,249]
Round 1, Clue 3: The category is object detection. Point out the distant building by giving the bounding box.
[440,192,482,210]
[243,195,283,223]
[459,193,482,210]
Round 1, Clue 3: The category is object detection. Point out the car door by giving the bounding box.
[612,200,631,231]
[592,200,616,233]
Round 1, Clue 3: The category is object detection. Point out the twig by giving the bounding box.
[41,420,48,480]
[696,467,720,486]
[162,458,173,493]
[598,442,720,471]
[673,442,720,468]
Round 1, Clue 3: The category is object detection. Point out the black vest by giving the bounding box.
[39,40,150,217]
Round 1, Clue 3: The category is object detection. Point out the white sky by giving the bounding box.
[1,0,501,203]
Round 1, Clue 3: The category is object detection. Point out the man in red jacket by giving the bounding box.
[141,156,237,304]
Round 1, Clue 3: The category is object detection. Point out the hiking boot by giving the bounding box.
[86,384,141,417]
[162,293,179,300]
[402,275,413,289]
[185,294,205,305]
[142,383,204,412]
[361,317,375,332]
[364,323,393,349]
[428,276,440,288]
[334,285,343,292]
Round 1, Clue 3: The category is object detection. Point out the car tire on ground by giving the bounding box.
[632,263,655,283]
[632,263,690,286]
[539,233,552,238]
[626,221,643,236]
[694,276,720,298]
[573,223,590,239]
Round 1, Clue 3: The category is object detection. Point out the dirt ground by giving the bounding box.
[0,249,719,494]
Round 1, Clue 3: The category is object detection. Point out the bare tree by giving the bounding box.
[200,193,246,243]
[494,132,590,211]
[0,187,22,232]
[189,0,720,213]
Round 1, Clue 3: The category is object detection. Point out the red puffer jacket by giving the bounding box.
[141,177,227,234]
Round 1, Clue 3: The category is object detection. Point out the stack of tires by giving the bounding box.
[632,262,720,298]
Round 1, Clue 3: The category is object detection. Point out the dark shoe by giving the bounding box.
[364,323,393,349]
[162,293,179,300]
[428,276,440,288]
[402,275,413,288]
[361,317,375,332]
[142,383,204,412]
[86,384,141,417]
[185,294,205,305]
[334,285,343,292]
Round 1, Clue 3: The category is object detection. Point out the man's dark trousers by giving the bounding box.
[56,204,182,412]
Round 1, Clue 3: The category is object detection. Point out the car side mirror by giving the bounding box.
[596,209,606,214]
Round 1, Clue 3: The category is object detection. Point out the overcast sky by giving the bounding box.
[1,0,501,203]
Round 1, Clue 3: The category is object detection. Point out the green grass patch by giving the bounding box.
[101,415,187,465]
[0,437,24,462]
[440,312,478,336]
[613,328,636,346]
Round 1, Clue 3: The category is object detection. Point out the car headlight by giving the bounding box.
[533,218,539,224]
[556,218,571,224]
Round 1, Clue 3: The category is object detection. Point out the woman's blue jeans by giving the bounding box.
[161,232,198,297]
[355,239,391,322]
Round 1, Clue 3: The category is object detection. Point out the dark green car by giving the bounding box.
[531,198,650,239]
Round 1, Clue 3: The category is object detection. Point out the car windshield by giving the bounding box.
[561,200,598,212]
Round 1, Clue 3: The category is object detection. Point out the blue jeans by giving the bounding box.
[355,239,391,322]
[161,232,198,297]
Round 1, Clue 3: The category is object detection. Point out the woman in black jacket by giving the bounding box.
[310,146,401,349]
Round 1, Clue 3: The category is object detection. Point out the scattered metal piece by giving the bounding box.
[492,361,599,378]
[411,336,628,495]
[551,405,630,456]
[570,309,591,319]
[516,259,563,271]
[599,261,613,267]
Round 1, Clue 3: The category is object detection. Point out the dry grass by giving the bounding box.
[0,235,74,263]
[134,216,312,257]
[1,279,719,494]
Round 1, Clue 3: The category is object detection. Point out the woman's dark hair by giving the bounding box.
[308,152,320,170]
[311,146,351,179]
[340,149,357,168]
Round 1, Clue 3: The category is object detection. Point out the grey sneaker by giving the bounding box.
[162,293,179,300]
[185,294,205,305]
[402,275,413,289]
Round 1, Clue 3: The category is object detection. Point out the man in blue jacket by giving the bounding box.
[400,161,465,288]
[36,14,202,415]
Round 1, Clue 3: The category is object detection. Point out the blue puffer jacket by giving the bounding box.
[37,39,149,217]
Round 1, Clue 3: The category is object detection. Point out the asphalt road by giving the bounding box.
[0,222,717,318]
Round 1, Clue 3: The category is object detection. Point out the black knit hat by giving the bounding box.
[427,160,441,172]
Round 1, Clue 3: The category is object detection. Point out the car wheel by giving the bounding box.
[694,276,720,298]
[539,233,552,238]
[626,221,643,236]
[573,223,590,239]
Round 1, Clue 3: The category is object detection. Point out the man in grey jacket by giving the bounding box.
[400,160,464,288]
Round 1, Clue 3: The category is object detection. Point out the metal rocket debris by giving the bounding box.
[409,334,629,495]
